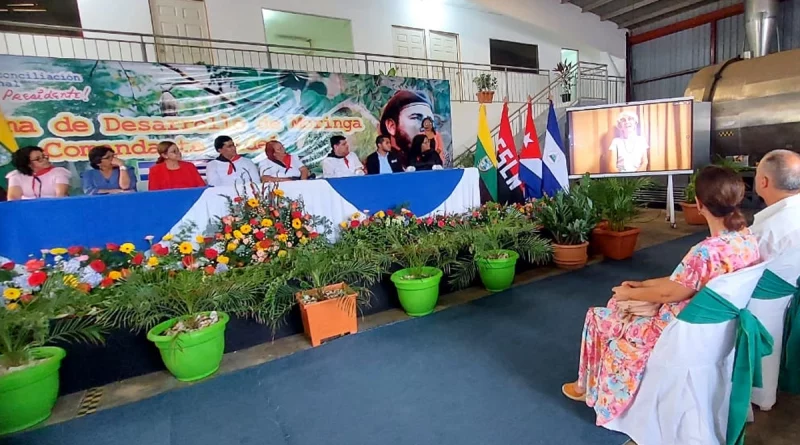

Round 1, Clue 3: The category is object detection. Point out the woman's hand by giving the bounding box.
[612,285,633,301]
[111,157,124,168]
[621,280,643,288]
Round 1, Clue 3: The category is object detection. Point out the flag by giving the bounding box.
[542,100,570,195]
[474,104,498,202]
[519,100,543,199]
[0,108,18,192]
[496,102,524,204]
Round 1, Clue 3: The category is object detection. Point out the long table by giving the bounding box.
[0,168,480,263]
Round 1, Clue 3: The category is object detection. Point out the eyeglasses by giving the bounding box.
[101,153,115,160]
[29,154,49,163]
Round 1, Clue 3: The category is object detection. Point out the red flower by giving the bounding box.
[28,270,47,287]
[272,210,280,218]
[254,231,265,240]
[153,244,169,257]
[472,211,480,218]
[387,210,395,216]
[416,218,423,225]
[295,230,303,238]
[215,233,224,241]
[249,218,258,226]
[437,220,446,228]
[204,237,213,244]
[20,294,33,304]
[131,253,145,266]
[76,283,92,293]
[182,255,194,268]
[425,217,434,225]
[449,220,456,227]
[90,247,102,254]
[25,259,45,272]
[350,220,360,228]
[304,213,311,220]
[204,265,216,275]
[1,261,14,270]
[68,246,83,256]
[233,197,243,203]
[291,211,302,219]
[258,239,272,250]
[275,222,284,231]
[309,232,319,239]
[223,225,233,234]
[106,243,119,252]
[90,259,107,273]
[204,248,219,260]
[100,277,114,289]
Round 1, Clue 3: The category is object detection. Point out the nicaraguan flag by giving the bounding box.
[541,100,569,195]
[518,100,542,199]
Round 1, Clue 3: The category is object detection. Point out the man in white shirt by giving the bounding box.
[206,135,261,188]
[751,149,800,258]
[321,135,365,178]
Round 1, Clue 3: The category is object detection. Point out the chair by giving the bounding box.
[748,249,800,411]
[603,261,769,445]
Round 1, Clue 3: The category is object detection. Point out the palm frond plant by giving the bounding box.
[535,189,597,269]
[679,170,706,225]
[588,177,652,260]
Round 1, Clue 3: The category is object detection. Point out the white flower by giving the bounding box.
[215,263,229,274]
[61,258,82,274]
[79,269,103,287]
[12,275,34,292]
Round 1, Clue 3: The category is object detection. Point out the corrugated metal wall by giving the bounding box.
[631,0,800,101]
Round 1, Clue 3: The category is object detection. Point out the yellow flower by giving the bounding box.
[277,234,289,243]
[49,247,68,256]
[178,242,194,255]
[147,257,160,267]
[108,270,123,281]
[233,230,243,240]
[375,210,385,219]
[261,219,273,228]
[227,242,237,252]
[6,302,19,311]
[195,235,206,243]
[225,233,232,240]
[3,288,21,300]
[273,189,285,198]
[300,236,309,245]
[247,198,259,208]
[217,255,230,265]
[291,218,302,230]
[162,234,174,241]
[277,250,287,258]
[351,212,361,220]
[63,275,79,288]
[240,224,252,235]
[339,221,348,229]
[119,243,136,254]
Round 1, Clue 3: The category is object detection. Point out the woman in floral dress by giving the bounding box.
[562,165,761,425]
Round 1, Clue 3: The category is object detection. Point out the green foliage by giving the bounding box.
[535,188,598,246]
[387,230,460,279]
[473,73,498,92]
[588,177,653,232]
[684,170,698,204]
[555,61,576,92]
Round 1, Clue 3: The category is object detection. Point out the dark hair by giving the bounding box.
[88,145,114,169]
[379,90,433,136]
[11,145,44,176]
[421,116,436,134]
[375,135,390,147]
[330,135,346,148]
[410,134,435,154]
[214,135,233,151]
[695,165,746,231]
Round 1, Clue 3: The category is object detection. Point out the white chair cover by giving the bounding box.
[748,249,800,411]
[603,262,768,445]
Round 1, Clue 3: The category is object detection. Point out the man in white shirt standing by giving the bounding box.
[206,135,261,188]
[321,135,365,178]
[751,149,800,258]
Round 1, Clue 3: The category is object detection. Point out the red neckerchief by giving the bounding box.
[343,156,350,168]
[283,155,292,169]
[32,166,54,197]
[217,155,241,175]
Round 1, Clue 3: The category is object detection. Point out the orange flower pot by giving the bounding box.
[295,283,358,347]
[553,242,589,270]
[591,226,641,260]
[679,202,706,225]
[476,91,495,104]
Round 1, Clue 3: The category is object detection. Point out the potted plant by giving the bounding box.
[388,231,454,317]
[679,170,706,225]
[291,241,387,347]
[1,264,105,435]
[535,188,598,269]
[473,73,498,104]
[589,177,652,260]
[554,61,576,102]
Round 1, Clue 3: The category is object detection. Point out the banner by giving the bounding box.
[0,55,452,191]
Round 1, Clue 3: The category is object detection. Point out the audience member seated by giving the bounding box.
[81,145,137,195]
[365,135,404,175]
[148,141,206,191]
[408,134,443,172]
[6,145,71,200]
[259,140,312,182]
[560,165,760,425]
[206,135,261,187]
[751,149,800,258]
[321,135,365,178]
[421,117,444,160]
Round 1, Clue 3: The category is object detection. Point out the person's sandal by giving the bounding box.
[562,382,587,402]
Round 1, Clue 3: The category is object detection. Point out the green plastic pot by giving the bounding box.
[0,346,66,436]
[147,311,229,382]
[390,267,443,317]
[476,249,520,292]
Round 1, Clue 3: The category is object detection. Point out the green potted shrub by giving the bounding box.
[679,170,706,225]
[388,231,454,317]
[589,177,652,260]
[473,73,498,103]
[291,241,387,347]
[535,187,598,269]
[555,61,576,102]
[1,274,105,435]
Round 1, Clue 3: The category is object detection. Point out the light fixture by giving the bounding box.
[10,8,46,12]
[7,3,36,6]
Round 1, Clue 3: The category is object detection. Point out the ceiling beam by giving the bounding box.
[629,3,744,44]
[601,0,661,21]
[617,0,709,29]
[582,0,616,13]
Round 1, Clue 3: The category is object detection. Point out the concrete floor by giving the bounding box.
[42,209,800,444]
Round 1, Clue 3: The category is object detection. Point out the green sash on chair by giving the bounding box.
[677,287,774,445]
[752,269,800,394]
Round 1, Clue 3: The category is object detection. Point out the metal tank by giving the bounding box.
[683,0,798,161]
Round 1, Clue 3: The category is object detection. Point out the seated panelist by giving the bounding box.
[206,135,261,187]
[407,135,443,172]
[259,141,312,182]
[81,145,137,195]
[366,135,404,175]
[6,145,71,200]
[147,140,206,191]
[321,135,365,178]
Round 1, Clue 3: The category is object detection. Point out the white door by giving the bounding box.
[428,30,459,95]
[391,26,426,79]
[150,0,212,64]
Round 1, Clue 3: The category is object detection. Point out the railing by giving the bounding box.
[0,20,553,103]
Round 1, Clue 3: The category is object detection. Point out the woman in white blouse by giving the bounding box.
[259,141,311,182]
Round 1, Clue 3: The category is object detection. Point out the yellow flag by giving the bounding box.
[0,108,18,154]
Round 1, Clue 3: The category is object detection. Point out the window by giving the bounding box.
[0,0,82,36]
[263,9,354,57]
[489,39,539,73]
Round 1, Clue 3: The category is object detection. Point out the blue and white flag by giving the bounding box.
[542,101,570,195]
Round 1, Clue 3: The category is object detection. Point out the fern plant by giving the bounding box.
[589,177,653,232]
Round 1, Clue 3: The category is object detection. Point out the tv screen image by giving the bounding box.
[567,98,693,176]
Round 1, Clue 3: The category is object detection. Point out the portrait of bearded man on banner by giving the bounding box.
[378,90,436,169]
